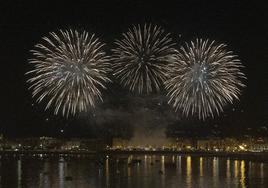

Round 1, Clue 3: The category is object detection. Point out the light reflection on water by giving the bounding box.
[240,160,246,188]
[17,159,21,188]
[0,155,268,188]
[199,157,203,177]
[186,156,191,186]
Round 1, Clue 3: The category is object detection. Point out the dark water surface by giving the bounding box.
[0,155,267,188]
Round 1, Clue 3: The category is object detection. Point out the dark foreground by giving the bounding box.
[0,154,268,188]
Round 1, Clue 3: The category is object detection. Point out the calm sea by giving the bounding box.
[0,154,267,188]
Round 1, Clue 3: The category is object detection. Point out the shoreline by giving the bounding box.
[1,150,268,163]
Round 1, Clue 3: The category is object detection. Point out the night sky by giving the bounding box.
[0,1,268,138]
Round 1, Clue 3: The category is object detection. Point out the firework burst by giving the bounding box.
[27,30,111,117]
[112,24,176,94]
[165,38,246,120]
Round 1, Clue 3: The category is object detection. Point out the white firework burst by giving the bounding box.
[27,29,111,117]
[112,23,176,94]
[165,38,246,120]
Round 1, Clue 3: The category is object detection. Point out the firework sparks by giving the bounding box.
[112,24,176,94]
[165,39,246,120]
[27,30,111,117]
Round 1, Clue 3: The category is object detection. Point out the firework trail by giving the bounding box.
[27,30,111,117]
[112,24,176,94]
[165,39,246,120]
